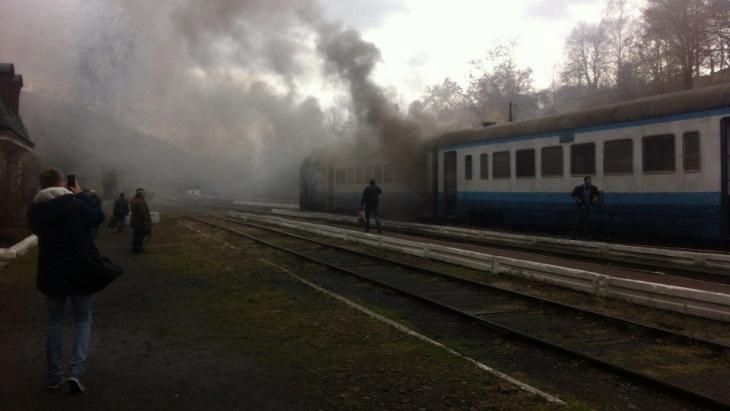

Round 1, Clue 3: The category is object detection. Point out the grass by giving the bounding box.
[150,214,566,410]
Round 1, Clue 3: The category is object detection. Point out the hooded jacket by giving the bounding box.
[27,187,105,297]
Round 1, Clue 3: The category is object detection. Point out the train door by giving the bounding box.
[443,151,457,217]
[720,117,730,236]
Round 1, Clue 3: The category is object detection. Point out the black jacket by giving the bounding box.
[27,189,105,297]
[361,184,382,209]
[113,197,129,217]
[571,184,601,208]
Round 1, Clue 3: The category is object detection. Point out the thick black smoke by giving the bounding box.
[1,0,425,199]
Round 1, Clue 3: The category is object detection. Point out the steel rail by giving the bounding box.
[222,215,730,352]
[190,215,730,410]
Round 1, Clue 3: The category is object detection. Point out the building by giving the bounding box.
[0,63,33,152]
[0,63,37,234]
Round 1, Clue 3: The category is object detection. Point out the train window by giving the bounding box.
[374,165,383,183]
[493,151,511,179]
[541,146,563,177]
[683,132,701,172]
[604,139,633,174]
[465,155,473,180]
[480,153,489,179]
[516,149,536,178]
[356,167,364,184]
[643,134,675,173]
[571,143,595,175]
[384,164,394,183]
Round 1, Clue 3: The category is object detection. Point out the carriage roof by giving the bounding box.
[433,83,730,149]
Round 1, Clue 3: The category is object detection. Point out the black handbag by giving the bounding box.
[72,243,124,295]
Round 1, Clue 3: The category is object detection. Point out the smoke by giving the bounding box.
[316,22,423,160]
[0,0,425,199]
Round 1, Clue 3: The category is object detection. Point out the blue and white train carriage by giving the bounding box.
[302,84,730,241]
[431,84,730,241]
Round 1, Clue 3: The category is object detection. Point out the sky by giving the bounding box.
[0,0,634,196]
[322,0,609,105]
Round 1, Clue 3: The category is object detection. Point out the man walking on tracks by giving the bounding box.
[130,188,152,253]
[113,193,129,233]
[571,176,601,240]
[27,168,105,393]
[360,179,382,233]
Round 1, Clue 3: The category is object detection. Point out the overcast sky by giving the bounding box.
[322,0,613,104]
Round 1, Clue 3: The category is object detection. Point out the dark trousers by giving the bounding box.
[572,207,592,239]
[116,216,126,232]
[132,227,145,253]
[364,207,381,232]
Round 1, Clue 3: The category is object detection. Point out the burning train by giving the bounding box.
[301,83,730,241]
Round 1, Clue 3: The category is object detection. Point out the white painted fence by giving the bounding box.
[235,211,730,323]
[270,209,730,277]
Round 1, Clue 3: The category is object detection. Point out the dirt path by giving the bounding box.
[0,210,563,410]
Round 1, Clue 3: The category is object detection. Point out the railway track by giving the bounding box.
[169,199,730,280]
[191,214,730,410]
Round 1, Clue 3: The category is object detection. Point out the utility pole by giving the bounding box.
[509,102,514,122]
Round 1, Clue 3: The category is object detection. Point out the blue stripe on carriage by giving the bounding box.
[454,191,722,206]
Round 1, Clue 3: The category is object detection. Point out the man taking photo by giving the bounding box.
[27,168,105,394]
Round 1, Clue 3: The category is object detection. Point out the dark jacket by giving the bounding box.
[360,184,382,209]
[571,183,601,209]
[113,197,129,217]
[130,195,151,229]
[27,188,105,297]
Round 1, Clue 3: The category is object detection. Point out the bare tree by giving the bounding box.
[642,0,713,89]
[707,0,730,71]
[603,0,640,85]
[563,22,611,90]
[420,78,472,123]
[466,42,538,122]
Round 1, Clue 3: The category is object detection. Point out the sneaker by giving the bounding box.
[48,379,65,390]
[67,377,85,394]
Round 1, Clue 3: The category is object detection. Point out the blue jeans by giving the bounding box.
[364,207,381,232]
[47,295,94,385]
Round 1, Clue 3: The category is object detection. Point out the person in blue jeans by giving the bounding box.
[27,169,105,394]
[360,179,382,233]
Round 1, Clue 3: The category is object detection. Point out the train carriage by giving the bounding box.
[300,143,429,218]
[431,84,730,241]
[302,84,730,242]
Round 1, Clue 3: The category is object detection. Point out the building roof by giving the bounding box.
[0,93,33,150]
[0,63,33,150]
[0,63,15,77]
[433,83,730,149]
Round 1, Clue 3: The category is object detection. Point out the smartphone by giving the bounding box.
[66,174,76,188]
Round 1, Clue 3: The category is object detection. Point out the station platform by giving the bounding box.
[234,210,730,326]
[0,208,559,410]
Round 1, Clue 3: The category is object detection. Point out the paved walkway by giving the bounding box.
[0,223,303,411]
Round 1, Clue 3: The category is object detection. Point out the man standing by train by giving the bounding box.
[571,176,601,240]
[361,179,382,233]
[130,188,152,253]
